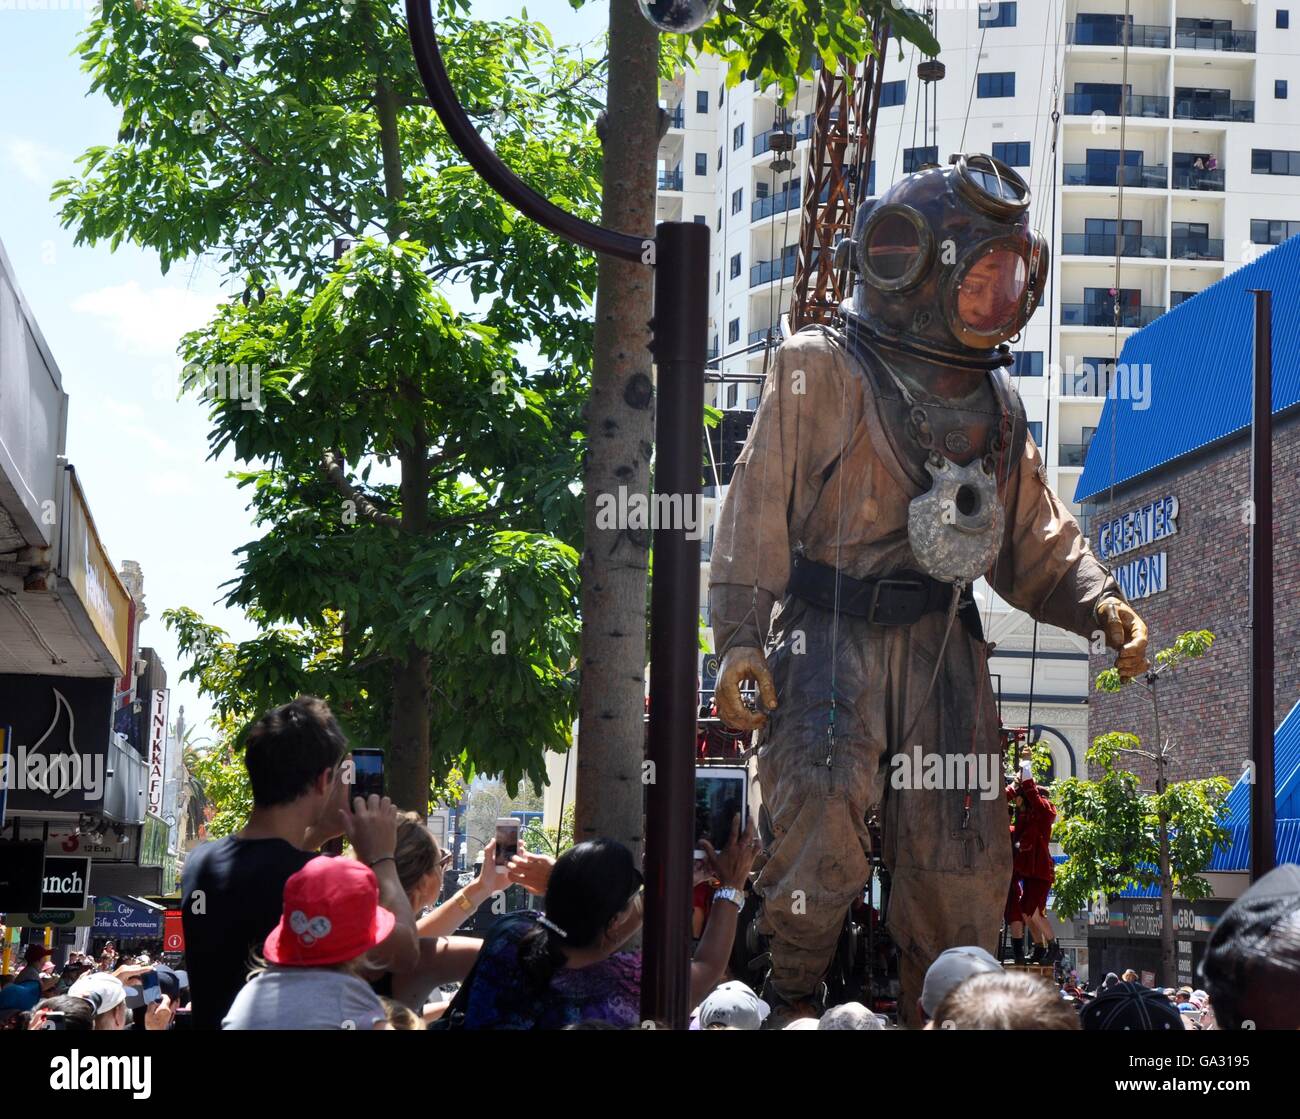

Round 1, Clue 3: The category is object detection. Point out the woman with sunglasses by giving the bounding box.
[358,811,509,1018]
[455,815,759,1030]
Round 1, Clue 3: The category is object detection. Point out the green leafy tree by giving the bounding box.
[522,803,576,858]
[1053,631,1230,985]
[57,0,606,805]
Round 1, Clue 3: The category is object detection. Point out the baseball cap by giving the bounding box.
[818,1002,887,1030]
[264,855,396,967]
[921,946,1003,1018]
[68,973,128,1017]
[696,980,771,1030]
[0,979,42,1012]
[1080,981,1183,1031]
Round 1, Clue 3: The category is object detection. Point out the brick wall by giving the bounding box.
[1084,410,1300,788]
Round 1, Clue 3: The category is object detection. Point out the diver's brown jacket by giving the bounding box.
[708,328,1117,653]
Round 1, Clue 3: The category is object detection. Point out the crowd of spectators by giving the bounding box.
[6,695,1298,1032]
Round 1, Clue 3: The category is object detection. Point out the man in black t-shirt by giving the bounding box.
[181,696,417,1029]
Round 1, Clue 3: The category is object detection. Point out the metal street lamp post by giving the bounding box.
[407,0,710,1028]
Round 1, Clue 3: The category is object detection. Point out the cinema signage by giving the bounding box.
[1096,495,1178,602]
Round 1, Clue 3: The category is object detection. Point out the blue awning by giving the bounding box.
[1075,234,1300,504]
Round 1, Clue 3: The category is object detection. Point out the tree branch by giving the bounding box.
[320,448,401,530]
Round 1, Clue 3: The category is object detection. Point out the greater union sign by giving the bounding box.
[1096,495,1178,602]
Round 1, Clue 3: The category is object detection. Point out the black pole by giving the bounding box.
[1248,289,1275,882]
[642,221,709,1029]
[406,0,643,263]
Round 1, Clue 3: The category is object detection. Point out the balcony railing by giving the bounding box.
[1061,303,1164,328]
[753,116,814,156]
[751,254,798,287]
[1068,20,1171,48]
[657,169,683,191]
[1065,93,1169,117]
[748,325,784,346]
[1175,27,1255,52]
[1059,443,1092,467]
[1062,366,1114,397]
[1173,98,1253,122]
[752,184,801,221]
[1063,163,1168,188]
[1170,236,1224,261]
[1062,233,1167,258]
[1171,167,1225,191]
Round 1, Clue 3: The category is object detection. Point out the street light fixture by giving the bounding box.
[406,0,709,1028]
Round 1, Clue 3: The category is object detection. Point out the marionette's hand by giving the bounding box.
[1095,596,1150,679]
[716,646,777,731]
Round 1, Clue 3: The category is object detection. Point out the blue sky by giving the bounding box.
[0,0,607,736]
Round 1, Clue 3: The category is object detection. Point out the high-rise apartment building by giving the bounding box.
[663,0,1300,776]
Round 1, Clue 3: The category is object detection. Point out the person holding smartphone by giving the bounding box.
[181,696,418,1029]
[453,813,760,1029]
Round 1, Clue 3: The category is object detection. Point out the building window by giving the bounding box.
[731,187,744,214]
[1279,10,1290,29]
[867,161,876,195]
[719,83,725,105]
[979,1,1016,28]
[1026,420,1043,445]
[755,181,769,200]
[992,141,1031,167]
[716,208,722,231]
[733,123,745,150]
[1250,218,1300,244]
[879,80,907,108]
[729,253,742,279]
[1278,80,1289,100]
[694,152,708,176]
[1012,351,1044,376]
[977,72,1016,98]
[694,214,707,224]
[1252,148,1300,175]
[715,271,720,293]
[717,145,723,170]
[696,90,708,113]
[728,318,740,345]
[903,145,939,173]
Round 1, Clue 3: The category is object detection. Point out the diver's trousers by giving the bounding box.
[753,596,1011,1022]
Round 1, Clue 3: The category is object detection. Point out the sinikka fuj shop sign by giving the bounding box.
[1096,495,1178,601]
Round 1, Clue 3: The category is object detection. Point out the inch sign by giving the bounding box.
[43,855,91,910]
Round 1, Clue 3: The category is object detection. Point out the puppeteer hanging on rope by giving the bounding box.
[708,154,1150,1023]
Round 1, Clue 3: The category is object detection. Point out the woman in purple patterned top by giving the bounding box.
[460,823,759,1030]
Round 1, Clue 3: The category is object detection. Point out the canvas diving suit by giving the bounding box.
[707,155,1147,1021]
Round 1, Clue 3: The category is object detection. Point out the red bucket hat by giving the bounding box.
[264,856,396,967]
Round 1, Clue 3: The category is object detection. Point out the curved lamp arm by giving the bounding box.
[406,0,647,263]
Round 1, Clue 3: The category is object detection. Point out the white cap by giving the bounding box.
[697,981,771,1030]
[818,1002,887,1030]
[920,946,1003,1018]
[68,973,127,1016]
[782,1017,821,1030]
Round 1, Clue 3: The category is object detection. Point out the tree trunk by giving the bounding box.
[574,0,659,858]
[390,401,432,813]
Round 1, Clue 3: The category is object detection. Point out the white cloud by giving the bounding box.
[3,136,63,184]
[70,281,222,358]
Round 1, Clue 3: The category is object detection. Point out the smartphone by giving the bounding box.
[140,970,161,1005]
[695,765,749,851]
[349,749,385,802]
[494,817,521,867]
